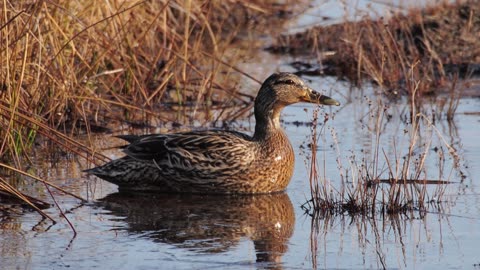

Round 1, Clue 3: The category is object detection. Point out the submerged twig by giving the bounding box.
[0,177,55,222]
[0,163,86,202]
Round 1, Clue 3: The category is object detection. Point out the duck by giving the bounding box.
[85,72,340,194]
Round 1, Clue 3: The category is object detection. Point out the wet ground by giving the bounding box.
[2,1,480,269]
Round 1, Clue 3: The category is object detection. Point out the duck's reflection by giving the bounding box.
[99,192,294,265]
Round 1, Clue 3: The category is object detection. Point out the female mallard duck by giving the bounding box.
[86,72,340,194]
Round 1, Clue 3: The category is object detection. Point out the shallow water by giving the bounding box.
[1,83,479,269]
[2,1,480,269]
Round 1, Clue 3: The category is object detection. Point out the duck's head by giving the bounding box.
[254,73,340,125]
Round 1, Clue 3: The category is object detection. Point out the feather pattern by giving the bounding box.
[85,73,340,194]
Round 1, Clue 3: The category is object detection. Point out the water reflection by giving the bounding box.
[307,209,453,270]
[99,192,294,267]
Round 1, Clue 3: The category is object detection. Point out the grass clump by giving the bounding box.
[1,0,296,163]
[269,0,480,96]
[302,83,461,218]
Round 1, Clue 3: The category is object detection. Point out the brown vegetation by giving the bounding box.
[0,0,473,226]
[269,0,480,95]
[296,2,473,218]
[0,0,299,221]
[303,95,459,218]
[1,0,298,163]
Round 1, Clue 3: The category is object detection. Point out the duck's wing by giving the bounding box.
[122,130,256,171]
[115,134,142,143]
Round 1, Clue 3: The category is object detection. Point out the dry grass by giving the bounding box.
[270,0,480,96]
[302,77,461,218]
[283,2,474,219]
[0,0,300,222]
[1,0,296,161]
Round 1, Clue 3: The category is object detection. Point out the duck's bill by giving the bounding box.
[318,95,340,106]
[307,90,341,106]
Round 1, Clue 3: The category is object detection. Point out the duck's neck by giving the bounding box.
[252,106,284,141]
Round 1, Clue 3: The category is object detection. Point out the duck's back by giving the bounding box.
[86,129,294,194]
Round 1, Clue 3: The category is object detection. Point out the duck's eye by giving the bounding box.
[283,79,295,85]
[273,78,297,86]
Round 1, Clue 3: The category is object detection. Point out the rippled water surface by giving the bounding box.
[2,1,480,269]
[1,83,479,269]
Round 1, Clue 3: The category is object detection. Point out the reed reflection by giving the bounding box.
[307,210,449,270]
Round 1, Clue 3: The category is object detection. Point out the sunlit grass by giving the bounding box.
[303,78,461,218]
[0,0,297,224]
[271,0,478,97]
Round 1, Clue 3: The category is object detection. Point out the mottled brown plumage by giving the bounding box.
[85,72,340,194]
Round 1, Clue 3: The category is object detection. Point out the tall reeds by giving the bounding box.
[0,0,295,221]
[1,0,294,161]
